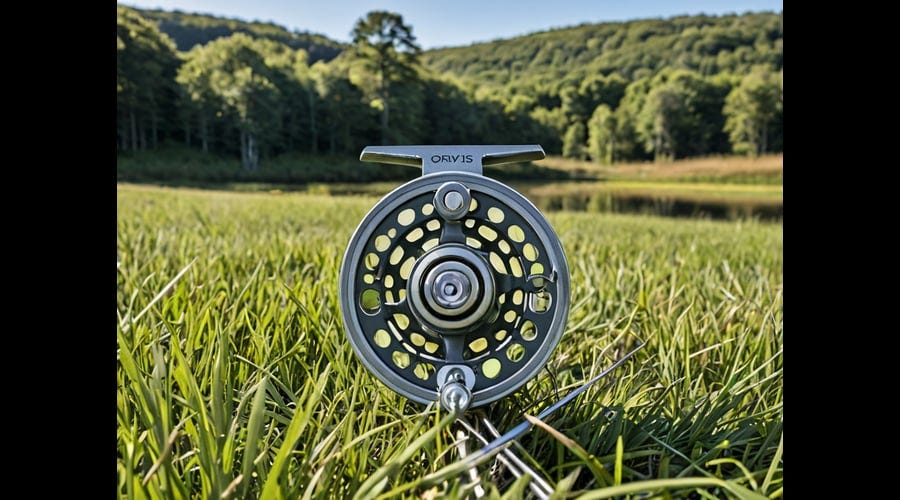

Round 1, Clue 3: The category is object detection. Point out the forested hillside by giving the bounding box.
[117,5,782,181]
[423,13,782,86]
[137,8,344,63]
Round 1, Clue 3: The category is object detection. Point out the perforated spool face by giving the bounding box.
[339,173,569,407]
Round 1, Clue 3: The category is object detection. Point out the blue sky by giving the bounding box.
[120,0,783,50]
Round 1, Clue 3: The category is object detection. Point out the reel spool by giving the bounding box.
[339,146,569,414]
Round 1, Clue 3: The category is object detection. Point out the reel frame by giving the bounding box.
[339,146,570,412]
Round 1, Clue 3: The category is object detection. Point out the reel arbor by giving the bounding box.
[339,146,570,413]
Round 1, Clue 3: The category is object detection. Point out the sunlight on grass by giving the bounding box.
[117,184,782,498]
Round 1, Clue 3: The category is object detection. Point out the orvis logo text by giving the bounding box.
[430,154,474,164]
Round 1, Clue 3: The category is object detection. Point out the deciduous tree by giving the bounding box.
[562,122,587,160]
[177,34,283,169]
[587,104,619,164]
[117,6,179,151]
[724,67,782,156]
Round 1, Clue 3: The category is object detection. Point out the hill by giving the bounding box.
[422,12,782,89]
[130,6,781,83]
[134,7,345,63]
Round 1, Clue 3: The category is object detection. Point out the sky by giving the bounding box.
[120,0,783,50]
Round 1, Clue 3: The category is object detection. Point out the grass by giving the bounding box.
[117,146,782,186]
[116,145,421,185]
[117,183,783,498]
[540,154,784,185]
[116,145,569,187]
[117,149,783,220]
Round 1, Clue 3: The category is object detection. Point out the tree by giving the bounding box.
[423,79,481,144]
[259,42,314,154]
[659,70,732,157]
[177,34,284,169]
[529,106,566,154]
[587,104,619,164]
[176,45,220,154]
[117,7,180,151]
[562,122,587,160]
[311,60,373,154]
[633,70,730,161]
[724,67,782,155]
[637,83,690,161]
[560,84,587,125]
[579,73,628,112]
[350,11,422,144]
[615,77,654,161]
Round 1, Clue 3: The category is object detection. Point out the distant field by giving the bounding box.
[305,155,784,220]
[540,154,784,185]
[117,149,782,185]
[117,184,783,498]
[281,156,784,220]
[118,151,783,220]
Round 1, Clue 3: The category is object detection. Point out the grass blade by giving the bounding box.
[261,364,332,498]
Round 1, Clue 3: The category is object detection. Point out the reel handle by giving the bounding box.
[360,145,546,176]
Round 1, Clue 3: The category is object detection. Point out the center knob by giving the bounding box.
[421,260,483,319]
[407,244,496,333]
[432,270,471,309]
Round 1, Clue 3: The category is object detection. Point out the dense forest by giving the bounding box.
[116,5,782,173]
[135,9,344,63]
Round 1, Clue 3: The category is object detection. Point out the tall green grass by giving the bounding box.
[117,184,782,498]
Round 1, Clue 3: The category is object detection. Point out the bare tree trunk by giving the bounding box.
[184,119,191,147]
[653,132,661,162]
[200,114,208,154]
[248,133,258,170]
[139,119,146,151]
[240,129,248,169]
[130,108,137,151]
[119,108,128,151]
[239,129,259,170]
[309,91,318,154]
[379,66,390,145]
[381,98,390,145]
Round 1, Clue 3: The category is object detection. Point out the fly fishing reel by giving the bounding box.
[339,146,570,414]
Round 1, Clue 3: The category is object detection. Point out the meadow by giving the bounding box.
[118,152,783,222]
[116,183,783,498]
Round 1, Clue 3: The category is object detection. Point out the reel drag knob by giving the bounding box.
[339,145,570,412]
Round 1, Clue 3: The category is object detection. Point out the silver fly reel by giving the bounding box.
[339,145,570,414]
